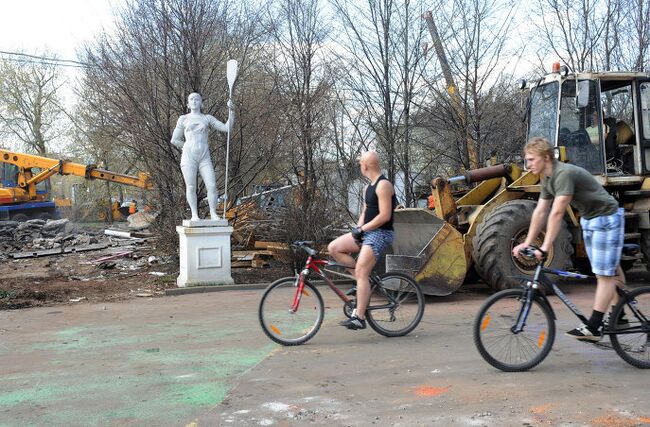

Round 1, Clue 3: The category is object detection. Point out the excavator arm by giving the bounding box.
[1,149,152,203]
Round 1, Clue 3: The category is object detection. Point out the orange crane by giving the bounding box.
[0,148,152,221]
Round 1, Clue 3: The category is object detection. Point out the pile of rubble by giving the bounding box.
[0,219,106,260]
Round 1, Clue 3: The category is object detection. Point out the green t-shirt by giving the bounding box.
[540,161,618,219]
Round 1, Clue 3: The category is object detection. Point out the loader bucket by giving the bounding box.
[388,208,467,296]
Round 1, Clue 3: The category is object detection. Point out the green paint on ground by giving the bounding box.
[177,382,228,406]
[1,320,278,426]
[29,320,245,353]
[0,385,61,406]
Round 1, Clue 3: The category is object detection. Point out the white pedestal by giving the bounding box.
[176,221,234,287]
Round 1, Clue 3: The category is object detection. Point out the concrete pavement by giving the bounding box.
[1,279,650,426]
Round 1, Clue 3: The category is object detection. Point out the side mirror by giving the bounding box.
[576,80,590,108]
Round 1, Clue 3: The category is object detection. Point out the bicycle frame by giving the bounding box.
[291,253,398,314]
[514,262,648,336]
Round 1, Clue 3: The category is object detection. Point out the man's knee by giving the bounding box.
[327,240,338,255]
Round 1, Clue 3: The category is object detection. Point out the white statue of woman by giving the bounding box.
[171,93,234,221]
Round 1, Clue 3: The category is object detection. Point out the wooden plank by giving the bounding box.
[254,241,280,249]
[231,260,252,268]
[232,250,274,257]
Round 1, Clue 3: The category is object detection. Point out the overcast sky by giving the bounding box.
[0,0,118,60]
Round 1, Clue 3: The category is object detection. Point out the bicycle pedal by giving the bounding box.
[345,287,357,296]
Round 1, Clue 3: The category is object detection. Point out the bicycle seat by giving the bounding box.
[292,240,315,247]
[291,240,317,256]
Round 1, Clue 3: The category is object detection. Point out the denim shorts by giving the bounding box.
[363,229,394,260]
[580,208,624,276]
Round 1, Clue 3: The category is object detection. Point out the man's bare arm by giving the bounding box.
[524,198,552,245]
[540,195,572,253]
[356,185,367,227]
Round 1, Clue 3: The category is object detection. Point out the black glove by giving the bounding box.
[351,226,364,244]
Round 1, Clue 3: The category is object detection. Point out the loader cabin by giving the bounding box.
[524,64,650,182]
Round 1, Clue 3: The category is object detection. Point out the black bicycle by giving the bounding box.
[258,241,425,346]
[473,246,650,371]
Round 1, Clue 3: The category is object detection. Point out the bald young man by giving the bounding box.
[328,151,398,330]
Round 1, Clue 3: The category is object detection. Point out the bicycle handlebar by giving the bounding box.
[519,245,548,262]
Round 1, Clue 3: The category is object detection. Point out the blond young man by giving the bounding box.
[512,137,625,341]
[328,151,398,330]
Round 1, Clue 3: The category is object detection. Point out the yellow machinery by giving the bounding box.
[390,68,650,295]
[0,149,152,221]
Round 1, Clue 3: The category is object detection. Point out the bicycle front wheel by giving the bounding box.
[610,286,650,369]
[258,277,324,346]
[366,272,425,337]
[473,288,555,372]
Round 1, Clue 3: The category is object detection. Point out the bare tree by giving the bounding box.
[330,0,431,206]
[532,0,650,73]
[79,0,282,252]
[267,0,344,245]
[0,56,66,154]
[417,0,522,175]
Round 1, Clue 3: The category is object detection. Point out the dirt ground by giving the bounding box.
[0,244,291,310]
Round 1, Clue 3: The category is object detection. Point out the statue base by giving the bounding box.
[182,218,228,227]
[176,222,234,287]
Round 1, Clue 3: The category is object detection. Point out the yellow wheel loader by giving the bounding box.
[390,66,650,295]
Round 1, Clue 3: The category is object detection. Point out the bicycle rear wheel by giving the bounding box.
[473,288,555,372]
[365,272,424,337]
[258,277,324,346]
[610,286,650,369]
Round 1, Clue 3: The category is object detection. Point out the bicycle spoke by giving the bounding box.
[365,273,424,337]
[259,278,324,346]
[474,289,554,371]
[609,287,650,368]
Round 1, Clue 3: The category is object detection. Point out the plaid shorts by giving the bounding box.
[580,208,624,276]
[363,229,394,260]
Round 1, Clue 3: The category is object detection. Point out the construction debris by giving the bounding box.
[0,218,156,261]
[127,211,156,230]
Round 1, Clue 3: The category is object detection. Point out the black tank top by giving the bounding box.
[363,175,397,230]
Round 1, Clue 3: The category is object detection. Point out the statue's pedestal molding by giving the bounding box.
[176,222,234,287]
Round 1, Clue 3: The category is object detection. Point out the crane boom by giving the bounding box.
[0,149,152,220]
[422,11,479,170]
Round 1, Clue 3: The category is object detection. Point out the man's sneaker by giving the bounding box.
[345,287,357,297]
[339,315,366,330]
[565,323,602,342]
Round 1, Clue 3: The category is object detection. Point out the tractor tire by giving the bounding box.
[472,199,573,292]
[11,213,30,222]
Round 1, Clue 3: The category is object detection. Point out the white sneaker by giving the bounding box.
[565,323,602,342]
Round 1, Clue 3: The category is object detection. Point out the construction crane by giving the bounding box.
[422,10,480,170]
[0,149,152,221]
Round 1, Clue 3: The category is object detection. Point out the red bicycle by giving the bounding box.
[258,240,425,346]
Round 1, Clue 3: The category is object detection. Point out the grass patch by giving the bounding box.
[154,274,176,285]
